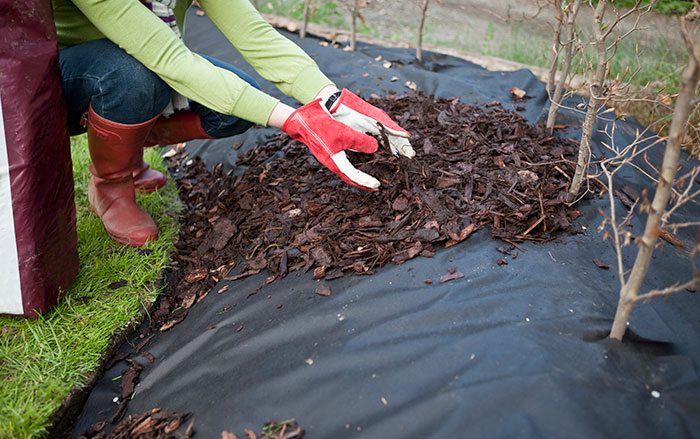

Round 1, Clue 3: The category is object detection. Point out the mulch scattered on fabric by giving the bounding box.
[77,408,194,439]
[79,91,592,436]
[165,91,585,289]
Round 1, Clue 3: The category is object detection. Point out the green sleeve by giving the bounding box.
[69,0,280,126]
[198,0,335,105]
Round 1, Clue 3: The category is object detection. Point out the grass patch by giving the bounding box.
[258,0,345,28]
[0,136,181,439]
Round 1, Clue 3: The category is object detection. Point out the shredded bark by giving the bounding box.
[79,92,591,434]
[164,91,586,288]
[78,408,194,439]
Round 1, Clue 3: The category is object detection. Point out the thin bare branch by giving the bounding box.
[546,0,564,97]
[547,0,582,132]
[633,277,700,304]
[416,0,431,62]
[350,0,359,51]
[610,34,700,341]
[668,221,700,229]
[300,0,311,38]
[568,0,608,200]
[601,162,627,288]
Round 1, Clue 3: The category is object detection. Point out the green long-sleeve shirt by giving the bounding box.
[52,0,334,126]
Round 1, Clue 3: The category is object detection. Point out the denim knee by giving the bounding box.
[191,55,261,138]
[60,39,171,128]
[94,52,171,124]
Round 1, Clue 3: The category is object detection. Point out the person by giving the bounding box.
[53,0,415,247]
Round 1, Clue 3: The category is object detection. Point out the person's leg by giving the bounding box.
[145,54,262,147]
[59,38,171,134]
[59,39,170,246]
[189,55,261,138]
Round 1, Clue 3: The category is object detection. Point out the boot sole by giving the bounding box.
[134,182,166,194]
[107,229,159,247]
[88,190,158,248]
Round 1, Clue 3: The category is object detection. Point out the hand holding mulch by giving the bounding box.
[327,88,415,158]
[282,99,380,191]
[165,91,590,289]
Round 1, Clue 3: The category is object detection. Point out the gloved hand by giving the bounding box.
[282,99,381,191]
[326,89,415,158]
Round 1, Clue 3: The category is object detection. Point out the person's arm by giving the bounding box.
[70,0,280,126]
[267,102,295,129]
[198,0,335,105]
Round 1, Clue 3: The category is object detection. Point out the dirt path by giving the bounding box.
[356,0,696,64]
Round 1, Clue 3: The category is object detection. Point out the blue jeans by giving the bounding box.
[59,38,259,138]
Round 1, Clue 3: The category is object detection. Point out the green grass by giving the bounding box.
[0,136,181,439]
[258,0,345,28]
[595,0,694,15]
[477,21,687,95]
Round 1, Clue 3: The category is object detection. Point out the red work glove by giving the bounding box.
[327,89,415,158]
[282,99,381,191]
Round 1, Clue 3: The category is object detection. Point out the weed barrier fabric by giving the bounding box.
[72,11,700,439]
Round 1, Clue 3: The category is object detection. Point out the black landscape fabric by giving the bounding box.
[71,9,700,439]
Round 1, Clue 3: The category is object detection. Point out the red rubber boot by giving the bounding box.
[135,111,213,193]
[144,111,212,146]
[132,149,167,194]
[85,105,160,247]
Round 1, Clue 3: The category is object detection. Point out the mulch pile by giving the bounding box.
[165,91,584,290]
[79,91,588,437]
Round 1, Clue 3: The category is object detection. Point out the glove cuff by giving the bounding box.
[324,91,342,111]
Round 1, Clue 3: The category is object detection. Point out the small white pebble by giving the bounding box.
[525,317,531,322]
[651,390,660,399]
[305,358,313,365]
[113,397,119,403]
[389,281,392,285]
[337,313,345,321]
[372,373,377,378]
[470,353,475,360]
[569,309,574,313]
[381,397,388,406]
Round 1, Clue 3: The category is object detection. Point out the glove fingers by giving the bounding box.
[389,136,416,158]
[382,124,411,139]
[333,107,414,157]
[334,104,411,139]
[333,108,381,136]
[345,127,379,154]
[333,89,411,137]
[331,151,380,191]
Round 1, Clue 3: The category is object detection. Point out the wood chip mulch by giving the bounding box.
[77,91,590,437]
[77,408,194,439]
[164,91,585,293]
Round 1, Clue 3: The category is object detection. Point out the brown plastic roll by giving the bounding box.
[0,0,78,317]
